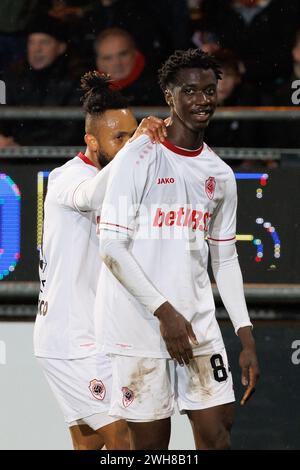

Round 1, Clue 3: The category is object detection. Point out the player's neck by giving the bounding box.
[166,121,204,151]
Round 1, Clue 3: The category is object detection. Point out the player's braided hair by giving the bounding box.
[81,71,129,115]
[158,49,222,91]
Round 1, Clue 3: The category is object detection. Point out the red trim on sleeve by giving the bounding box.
[99,221,134,231]
[78,152,97,168]
[207,236,236,242]
[162,139,204,157]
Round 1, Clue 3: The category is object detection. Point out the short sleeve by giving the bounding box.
[207,170,237,246]
[99,135,155,237]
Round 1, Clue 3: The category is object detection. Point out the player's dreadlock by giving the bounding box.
[81,71,129,116]
[158,49,222,91]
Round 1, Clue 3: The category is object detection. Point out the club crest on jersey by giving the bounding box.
[205,176,216,200]
[89,379,106,400]
[122,387,134,407]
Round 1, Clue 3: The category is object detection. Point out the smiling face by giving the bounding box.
[165,68,218,132]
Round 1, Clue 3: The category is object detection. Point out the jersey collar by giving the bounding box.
[161,139,204,157]
[78,152,97,167]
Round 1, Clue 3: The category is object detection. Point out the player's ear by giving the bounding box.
[84,133,98,152]
[164,89,174,108]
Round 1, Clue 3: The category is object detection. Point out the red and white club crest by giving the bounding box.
[205,176,216,200]
[89,379,106,400]
[122,387,134,408]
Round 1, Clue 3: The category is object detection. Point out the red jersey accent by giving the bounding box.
[162,139,204,157]
[207,236,236,242]
[205,176,216,200]
[109,51,145,91]
[100,221,134,231]
[78,152,97,168]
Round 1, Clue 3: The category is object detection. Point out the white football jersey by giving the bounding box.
[95,135,237,358]
[34,153,100,359]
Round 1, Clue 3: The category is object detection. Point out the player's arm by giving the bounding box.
[53,166,109,213]
[210,243,260,405]
[72,163,111,212]
[208,171,260,405]
[100,233,198,366]
[71,116,170,211]
[99,137,197,365]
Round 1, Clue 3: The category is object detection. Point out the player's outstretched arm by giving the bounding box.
[73,116,169,211]
[73,163,112,212]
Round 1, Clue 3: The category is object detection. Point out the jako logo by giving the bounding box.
[153,207,212,231]
[157,177,175,185]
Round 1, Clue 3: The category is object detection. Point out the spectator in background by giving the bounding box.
[47,0,94,72]
[81,0,191,71]
[0,0,42,72]
[0,15,83,147]
[201,0,300,92]
[188,1,221,54]
[205,49,260,153]
[48,0,89,20]
[191,30,221,55]
[94,28,164,105]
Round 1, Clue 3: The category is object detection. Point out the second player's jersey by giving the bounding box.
[95,135,237,358]
[34,154,100,359]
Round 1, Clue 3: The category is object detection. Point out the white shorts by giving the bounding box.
[37,352,119,430]
[109,348,235,422]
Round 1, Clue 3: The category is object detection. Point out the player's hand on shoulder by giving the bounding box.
[154,301,199,366]
[130,116,168,144]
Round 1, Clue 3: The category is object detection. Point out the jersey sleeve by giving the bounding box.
[51,165,96,211]
[207,170,237,246]
[210,243,252,334]
[99,135,155,237]
[73,162,112,212]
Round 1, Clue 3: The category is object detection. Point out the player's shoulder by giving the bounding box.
[49,155,96,184]
[112,135,157,168]
[203,143,235,180]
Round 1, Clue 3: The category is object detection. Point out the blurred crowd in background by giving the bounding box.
[1,0,300,153]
